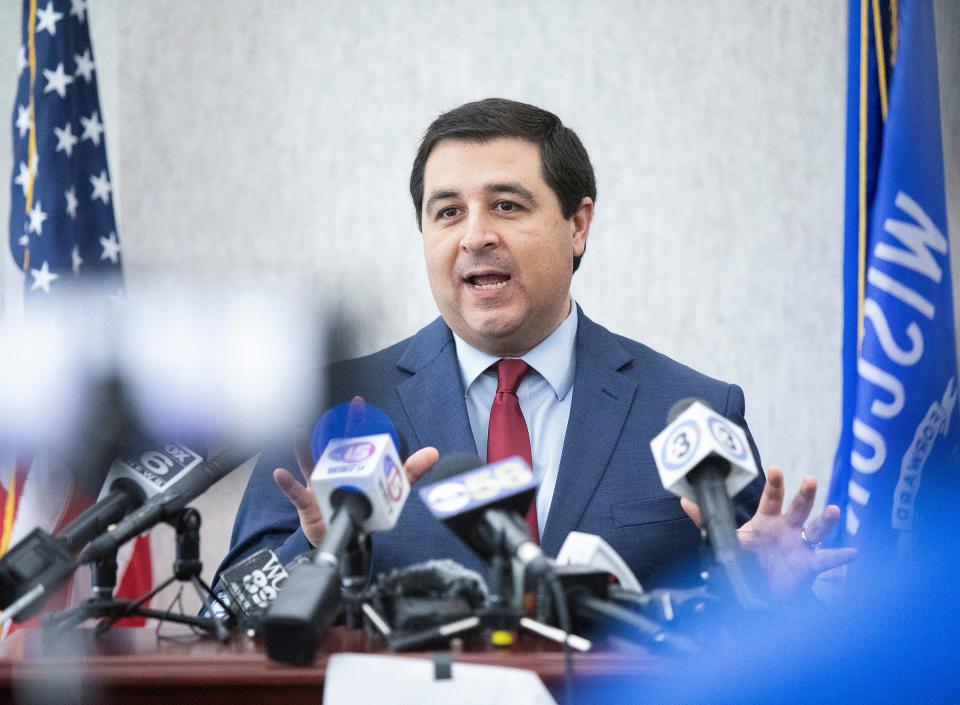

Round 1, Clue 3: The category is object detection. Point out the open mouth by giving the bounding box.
[465,273,511,290]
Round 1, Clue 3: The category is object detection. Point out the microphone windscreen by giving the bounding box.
[426,453,485,483]
[311,401,401,460]
[666,396,711,425]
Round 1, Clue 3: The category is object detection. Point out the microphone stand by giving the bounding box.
[41,508,233,640]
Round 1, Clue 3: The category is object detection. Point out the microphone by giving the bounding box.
[649,398,763,607]
[82,445,253,564]
[365,559,488,651]
[417,454,552,579]
[539,565,699,657]
[263,401,410,666]
[0,442,204,621]
[213,548,316,624]
[219,548,291,618]
[555,531,643,593]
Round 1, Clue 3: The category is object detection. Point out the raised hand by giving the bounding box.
[682,468,858,602]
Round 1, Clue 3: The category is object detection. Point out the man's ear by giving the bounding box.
[571,196,594,258]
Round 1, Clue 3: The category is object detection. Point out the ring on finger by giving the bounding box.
[800,527,821,549]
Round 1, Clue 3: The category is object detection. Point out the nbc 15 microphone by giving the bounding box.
[0,442,204,622]
[81,445,254,565]
[263,401,410,665]
[416,454,552,580]
[649,398,763,607]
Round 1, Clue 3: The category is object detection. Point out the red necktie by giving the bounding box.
[486,358,539,544]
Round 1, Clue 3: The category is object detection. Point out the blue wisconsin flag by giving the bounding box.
[829,0,958,575]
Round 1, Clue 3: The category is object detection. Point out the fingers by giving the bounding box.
[404,446,439,485]
[293,429,315,483]
[757,467,786,516]
[801,504,840,544]
[811,546,858,574]
[681,497,703,528]
[785,475,818,528]
[345,395,367,436]
[273,467,315,512]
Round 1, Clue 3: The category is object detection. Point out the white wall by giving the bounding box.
[1,1,957,614]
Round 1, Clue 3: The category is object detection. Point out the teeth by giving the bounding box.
[473,280,507,290]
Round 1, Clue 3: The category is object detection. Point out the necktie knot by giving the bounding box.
[495,358,530,394]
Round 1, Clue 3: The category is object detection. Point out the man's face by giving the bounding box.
[421,137,592,357]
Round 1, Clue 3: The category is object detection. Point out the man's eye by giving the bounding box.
[437,207,459,219]
[495,201,520,213]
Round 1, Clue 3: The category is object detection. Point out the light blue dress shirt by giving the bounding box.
[452,300,578,536]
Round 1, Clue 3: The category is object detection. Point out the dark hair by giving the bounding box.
[410,98,596,273]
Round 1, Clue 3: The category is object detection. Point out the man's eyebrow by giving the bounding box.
[424,189,459,217]
[424,182,539,217]
[486,182,538,205]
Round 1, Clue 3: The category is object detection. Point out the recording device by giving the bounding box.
[650,398,763,607]
[82,445,253,564]
[0,442,204,622]
[417,454,552,579]
[369,559,487,637]
[263,402,409,665]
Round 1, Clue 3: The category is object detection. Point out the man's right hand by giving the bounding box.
[273,429,439,547]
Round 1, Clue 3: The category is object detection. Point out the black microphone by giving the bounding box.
[650,398,764,608]
[262,401,410,665]
[82,445,254,564]
[417,454,552,579]
[0,442,205,621]
[539,565,699,657]
[212,548,316,626]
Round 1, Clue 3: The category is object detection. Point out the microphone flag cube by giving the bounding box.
[97,442,204,501]
[311,433,408,532]
[649,401,758,501]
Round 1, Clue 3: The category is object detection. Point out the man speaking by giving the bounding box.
[221,98,854,598]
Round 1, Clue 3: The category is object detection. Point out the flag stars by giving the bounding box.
[74,49,95,82]
[43,63,74,98]
[28,201,48,235]
[100,232,121,264]
[65,187,79,218]
[90,170,112,204]
[80,110,104,145]
[30,261,60,294]
[17,46,28,76]
[54,122,79,157]
[14,162,32,198]
[15,104,31,139]
[72,245,83,275]
[36,2,64,36]
[70,0,88,23]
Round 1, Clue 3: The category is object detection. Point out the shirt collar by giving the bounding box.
[452,298,578,401]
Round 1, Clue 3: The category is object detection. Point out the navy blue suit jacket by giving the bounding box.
[220,308,764,587]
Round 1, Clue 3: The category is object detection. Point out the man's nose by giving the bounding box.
[459,211,500,252]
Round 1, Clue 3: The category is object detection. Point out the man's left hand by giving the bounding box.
[681,468,858,603]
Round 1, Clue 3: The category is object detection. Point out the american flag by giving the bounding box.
[9,0,122,307]
[2,0,149,631]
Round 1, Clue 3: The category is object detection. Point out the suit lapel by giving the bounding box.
[541,311,637,555]
[395,318,476,457]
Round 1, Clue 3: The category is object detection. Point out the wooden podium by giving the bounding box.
[0,625,671,705]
